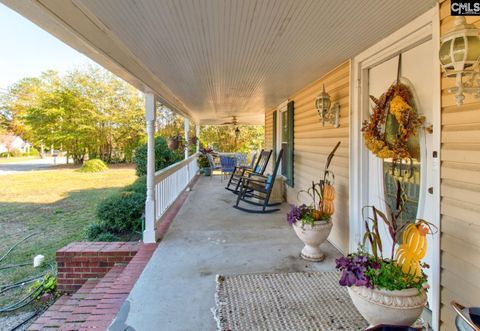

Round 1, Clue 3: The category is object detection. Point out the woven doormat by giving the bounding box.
[212,272,367,331]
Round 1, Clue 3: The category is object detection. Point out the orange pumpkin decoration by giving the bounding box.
[320,184,336,216]
[312,209,322,220]
[323,184,336,201]
[320,200,335,216]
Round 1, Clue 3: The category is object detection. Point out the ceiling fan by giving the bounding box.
[220,116,239,126]
[219,116,241,138]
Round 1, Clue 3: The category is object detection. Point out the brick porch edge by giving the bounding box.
[56,242,141,293]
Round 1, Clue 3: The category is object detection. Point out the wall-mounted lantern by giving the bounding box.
[439,16,480,106]
[235,127,240,139]
[315,84,340,127]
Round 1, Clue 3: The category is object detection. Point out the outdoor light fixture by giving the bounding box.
[235,127,240,138]
[439,16,480,105]
[315,84,340,127]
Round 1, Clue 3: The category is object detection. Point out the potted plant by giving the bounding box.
[336,183,436,327]
[287,142,340,262]
[197,147,215,176]
[167,134,184,151]
[197,154,211,176]
[189,136,198,145]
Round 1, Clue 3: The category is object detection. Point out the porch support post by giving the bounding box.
[195,124,200,153]
[184,118,189,159]
[143,92,156,243]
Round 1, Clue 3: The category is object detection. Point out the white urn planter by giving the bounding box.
[292,220,332,262]
[347,285,427,326]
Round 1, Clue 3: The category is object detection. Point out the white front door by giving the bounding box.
[367,39,437,306]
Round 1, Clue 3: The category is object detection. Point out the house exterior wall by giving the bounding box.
[439,1,480,329]
[265,61,350,253]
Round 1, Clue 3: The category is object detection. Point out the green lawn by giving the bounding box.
[0,166,137,308]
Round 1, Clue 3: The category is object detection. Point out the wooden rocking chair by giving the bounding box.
[233,149,283,213]
[225,149,272,193]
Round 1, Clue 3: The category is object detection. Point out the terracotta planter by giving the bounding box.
[292,220,332,262]
[347,285,427,327]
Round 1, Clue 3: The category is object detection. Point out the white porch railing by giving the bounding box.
[154,154,198,222]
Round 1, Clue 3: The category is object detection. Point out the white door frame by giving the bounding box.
[349,6,441,330]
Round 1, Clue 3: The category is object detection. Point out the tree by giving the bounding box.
[1,66,146,164]
[200,125,264,152]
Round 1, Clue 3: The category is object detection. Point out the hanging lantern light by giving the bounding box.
[315,84,340,127]
[439,16,480,105]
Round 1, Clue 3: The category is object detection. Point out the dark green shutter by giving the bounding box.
[286,101,294,187]
[272,111,277,162]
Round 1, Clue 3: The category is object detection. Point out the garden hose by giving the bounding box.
[0,232,37,264]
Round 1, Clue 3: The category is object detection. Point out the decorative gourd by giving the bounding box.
[320,200,335,216]
[323,184,336,201]
[319,184,336,216]
[311,209,322,220]
[395,221,429,281]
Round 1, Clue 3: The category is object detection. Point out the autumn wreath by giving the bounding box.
[362,82,425,160]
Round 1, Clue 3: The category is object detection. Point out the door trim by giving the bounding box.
[349,5,441,330]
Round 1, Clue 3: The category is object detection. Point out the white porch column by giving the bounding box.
[184,118,189,159]
[195,124,200,153]
[143,93,156,243]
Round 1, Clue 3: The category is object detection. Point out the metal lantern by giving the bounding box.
[439,16,480,105]
[315,84,340,127]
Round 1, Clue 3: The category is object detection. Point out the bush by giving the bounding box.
[77,159,109,173]
[96,191,144,233]
[85,176,147,242]
[133,136,182,176]
[85,223,120,242]
[24,148,40,157]
[124,176,146,196]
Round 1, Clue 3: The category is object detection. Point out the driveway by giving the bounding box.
[0,157,67,175]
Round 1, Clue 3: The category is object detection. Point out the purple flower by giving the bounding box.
[335,254,373,288]
[287,204,310,225]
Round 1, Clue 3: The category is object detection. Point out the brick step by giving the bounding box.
[27,266,125,331]
[28,243,157,331]
[80,243,157,330]
[28,278,101,330]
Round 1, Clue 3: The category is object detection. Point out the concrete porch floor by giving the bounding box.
[110,176,343,331]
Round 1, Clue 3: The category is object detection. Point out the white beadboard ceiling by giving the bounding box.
[2,0,436,124]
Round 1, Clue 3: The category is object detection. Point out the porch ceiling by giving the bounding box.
[2,0,435,124]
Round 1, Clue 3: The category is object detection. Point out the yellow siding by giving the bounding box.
[440,1,480,329]
[265,108,274,151]
[265,61,350,253]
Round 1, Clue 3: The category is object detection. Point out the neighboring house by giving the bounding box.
[0,134,31,154]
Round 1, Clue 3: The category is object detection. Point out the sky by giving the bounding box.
[0,3,95,90]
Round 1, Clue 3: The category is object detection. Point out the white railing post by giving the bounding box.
[195,123,200,153]
[184,118,190,181]
[184,118,189,160]
[144,93,156,243]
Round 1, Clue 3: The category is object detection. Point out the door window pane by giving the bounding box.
[383,128,421,232]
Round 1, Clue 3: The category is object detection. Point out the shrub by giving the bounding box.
[124,176,146,196]
[96,191,144,233]
[23,148,40,157]
[77,159,109,173]
[85,222,120,241]
[133,136,182,176]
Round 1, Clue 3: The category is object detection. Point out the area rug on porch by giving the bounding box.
[212,272,368,331]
